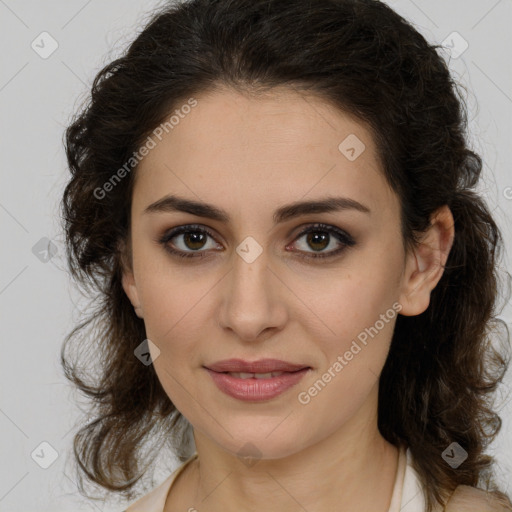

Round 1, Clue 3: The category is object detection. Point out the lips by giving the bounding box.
[204,358,309,374]
[203,359,311,401]
[225,371,286,379]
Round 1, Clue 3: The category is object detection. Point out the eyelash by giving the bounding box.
[157,223,356,261]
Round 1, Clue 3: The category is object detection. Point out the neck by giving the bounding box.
[183,386,400,512]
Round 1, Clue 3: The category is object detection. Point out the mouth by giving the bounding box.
[219,371,293,379]
[204,358,310,373]
[203,359,311,402]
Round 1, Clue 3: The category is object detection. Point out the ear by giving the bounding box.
[118,237,144,319]
[398,205,455,316]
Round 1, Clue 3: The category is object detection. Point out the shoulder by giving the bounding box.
[445,485,512,512]
[124,472,176,512]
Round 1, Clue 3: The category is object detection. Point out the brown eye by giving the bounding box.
[158,225,221,259]
[288,223,356,260]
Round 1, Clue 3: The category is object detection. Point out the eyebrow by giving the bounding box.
[143,194,371,223]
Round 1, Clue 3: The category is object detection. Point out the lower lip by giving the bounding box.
[205,368,310,402]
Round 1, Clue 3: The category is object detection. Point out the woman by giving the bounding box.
[60,0,512,511]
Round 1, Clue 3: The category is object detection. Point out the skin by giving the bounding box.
[121,86,455,512]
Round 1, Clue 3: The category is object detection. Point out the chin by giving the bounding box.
[210,421,312,462]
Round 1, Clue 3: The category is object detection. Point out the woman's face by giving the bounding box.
[122,87,425,459]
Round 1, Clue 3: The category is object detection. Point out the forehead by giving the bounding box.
[132,87,397,221]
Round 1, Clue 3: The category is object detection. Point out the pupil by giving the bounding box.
[185,232,205,250]
[308,232,328,252]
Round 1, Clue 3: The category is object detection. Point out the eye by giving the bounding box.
[158,224,221,259]
[157,223,356,260]
[287,223,356,260]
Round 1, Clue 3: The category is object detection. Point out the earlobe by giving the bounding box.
[399,205,455,316]
[121,270,144,318]
[119,239,144,319]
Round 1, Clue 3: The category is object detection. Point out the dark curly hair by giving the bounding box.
[60,0,512,510]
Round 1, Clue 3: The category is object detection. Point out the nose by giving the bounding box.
[217,246,288,342]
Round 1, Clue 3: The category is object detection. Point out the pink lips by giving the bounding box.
[204,358,311,402]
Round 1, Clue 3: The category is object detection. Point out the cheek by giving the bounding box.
[142,283,209,359]
[309,256,400,353]
[138,271,208,417]
[297,251,401,411]
[309,285,397,401]
[135,242,215,344]
[292,283,399,444]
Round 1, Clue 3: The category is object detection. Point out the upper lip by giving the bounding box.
[205,358,309,373]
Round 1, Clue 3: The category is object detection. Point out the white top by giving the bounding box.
[125,445,440,512]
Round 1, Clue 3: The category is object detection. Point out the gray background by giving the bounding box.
[1,0,511,510]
